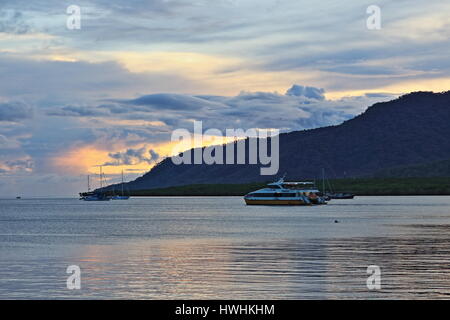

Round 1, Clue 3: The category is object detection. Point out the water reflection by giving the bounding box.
[1,197,450,299]
[50,232,450,299]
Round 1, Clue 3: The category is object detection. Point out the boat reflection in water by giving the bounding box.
[244,177,327,205]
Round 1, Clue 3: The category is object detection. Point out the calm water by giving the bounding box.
[0,196,449,299]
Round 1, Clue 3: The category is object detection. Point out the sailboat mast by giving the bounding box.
[87,175,90,192]
[121,170,124,196]
[99,166,103,189]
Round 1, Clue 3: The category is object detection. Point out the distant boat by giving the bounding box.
[79,167,111,201]
[326,192,355,199]
[321,168,355,200]
[111,170,130,200]
[16,196,21,199]
[79,191,111,201]
[244,176,328,206]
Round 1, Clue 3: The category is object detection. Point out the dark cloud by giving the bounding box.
[0,10,32,34]
[5,159,33,171]
[97,104,131,114]
[0,158,33,174]
[104,147,160,166]
[365,93,397,98]
[195,87,369,131]
[0,101,33,122]
[286,85,325,100]
[124,93,224,111]
[0,55,200,104]
[90,84,388,134]
[46,105,109,117]
[149,149,160,162]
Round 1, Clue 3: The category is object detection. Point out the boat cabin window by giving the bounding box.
[282,183,315,190]
[248,192,296,197]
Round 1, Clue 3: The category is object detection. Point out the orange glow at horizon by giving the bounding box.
[325,77,450,100]
[50,134,239,179]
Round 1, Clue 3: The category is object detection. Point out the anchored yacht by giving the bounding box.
[79,167,111,201]
[244,177,327,205]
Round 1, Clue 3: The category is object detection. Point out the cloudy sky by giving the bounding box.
[1,0,449,196]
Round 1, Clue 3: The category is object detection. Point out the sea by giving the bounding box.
[0,196,449,299]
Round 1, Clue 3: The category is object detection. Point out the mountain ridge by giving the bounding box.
[102,91,450,191]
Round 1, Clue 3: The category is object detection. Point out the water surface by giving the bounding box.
[0,196,449,299]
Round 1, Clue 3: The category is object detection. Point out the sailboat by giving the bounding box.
[321,168,331,201]
[321,168,355,200]
[79,166,111,201]
[111,170,130,200]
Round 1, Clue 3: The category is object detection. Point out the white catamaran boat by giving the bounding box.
[244,177,328,206]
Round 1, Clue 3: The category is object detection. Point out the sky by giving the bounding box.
[0,0,449,197]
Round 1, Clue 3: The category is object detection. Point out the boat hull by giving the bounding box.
[245,199,311,206]
[243,178,328,206]
[327,193,355,199]
[79,192,111,201]
[82,197,111,201]
[330,195,354,199]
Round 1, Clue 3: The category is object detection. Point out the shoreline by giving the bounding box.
[129,193,450,196]
[107,177,450,197]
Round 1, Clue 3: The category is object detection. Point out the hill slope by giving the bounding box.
[104,91,450,191]
[372,159,450,178]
